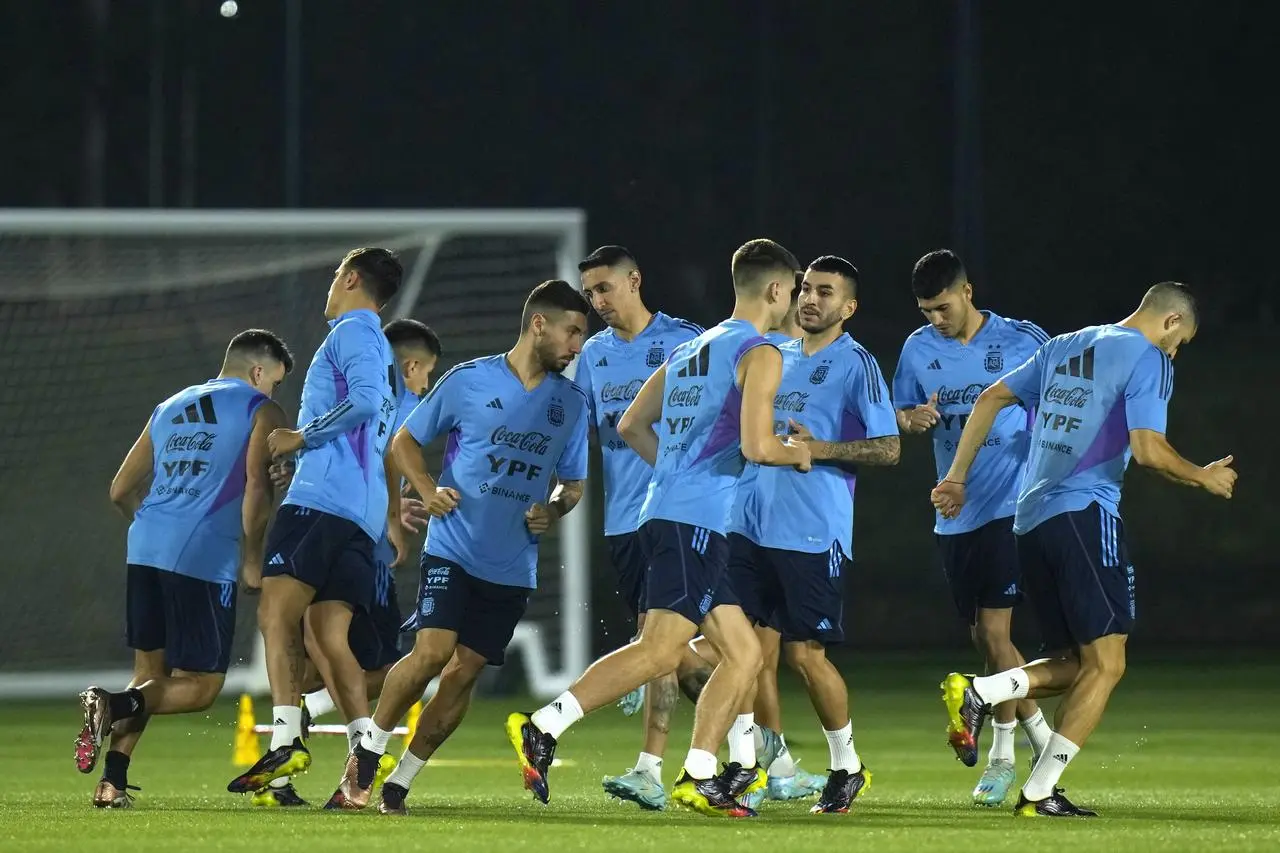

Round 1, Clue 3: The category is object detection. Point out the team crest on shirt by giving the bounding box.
[809,363,830,385]
[420,597,435,617]
[547,399,565,427]
[646,344,665,368]
[984,347,1004,373]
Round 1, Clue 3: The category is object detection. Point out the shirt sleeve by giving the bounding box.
[573,353,597,426]
[1124,346,1172,433]
[402,365,467,445]
[849,350,900,438]
[891,341,926,408]
[300,321,389,449]
[1001,345,1047,408]
[556,389,590,480]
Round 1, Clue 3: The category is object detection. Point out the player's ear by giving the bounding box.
[629,269,640,291]
[842,298,858,321]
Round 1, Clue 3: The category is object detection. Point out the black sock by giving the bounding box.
[107,688,146,721]
[103,750,130,789]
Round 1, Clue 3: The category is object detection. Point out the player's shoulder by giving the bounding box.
[842,334,886,374]
[989,313,1050,346]
[581,327,615,352]
[901,323,938,353]
[430,356,488,393]
[655,312,705,341]
[548,372,592,411]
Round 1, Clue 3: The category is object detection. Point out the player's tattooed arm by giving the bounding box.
[787,419,900,466]
[548,478,585,520]
[109,421,156,521]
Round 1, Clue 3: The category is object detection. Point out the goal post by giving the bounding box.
[0,208,590,701]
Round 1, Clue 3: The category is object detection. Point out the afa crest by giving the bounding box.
[646,345,665,368]
[984,349,1004,373]
[547,400,565,426]
[809,364,830,385]
[420,597,435,617]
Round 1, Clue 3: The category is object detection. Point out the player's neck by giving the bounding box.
[328,297,380,321]
[729,299,777,335]
[215,368,250,384]
[955,308,987,344]
[612,307,654,342]
[504,339,549,390]
[801,323,844,356]
[1118,311,1163,347]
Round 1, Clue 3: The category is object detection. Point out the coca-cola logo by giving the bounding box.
[667,385,704,408]
[164,431,215,453]
[490,426,552,455]
[936,383,988,407]
[1043,383,1092,408]
[601,379,644,403]
[774,390,809,413]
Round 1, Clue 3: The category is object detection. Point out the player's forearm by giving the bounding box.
[812,435,900,466]
[300,385,382,448]
[746,435,808,467]
[240,485,272,567]
[619,423,659,466]
[391,430,439,499]
[548,480,585,520]
[384,454,403,523]
[944,394,1006,481]
[1133,435,1209,488]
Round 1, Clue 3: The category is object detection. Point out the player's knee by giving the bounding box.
[439,648,486,691]
[720,638,763,678]
[183,673,225,711]
[636,633,686,675]
[783,641,824,679]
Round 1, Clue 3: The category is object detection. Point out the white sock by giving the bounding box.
[360,722,394,755]
[635,751,663,784]
[385,750,427,790]
[972,669,1030,706]
[530,691,584,740]
[769,734,797,778]
[1022,733,1080,801]
[728,713,757,766]
[682,748,718,780]
[1019,709,1053,763]
[270,705,301,750]
[347,716,372,752]
[989,719,1017,765]
[824,721,861,773]
[303,688,336,720]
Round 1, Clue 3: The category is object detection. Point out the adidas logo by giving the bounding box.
[595,357,608,367]
[1053,752,1070,764]
[926,359,942,370]
[816,618,833,631]
[486,398,504,409]
[273,717,286,725]
[551,701,563,714]
[1010,676,1021,693]
[1004,583,1017,595]
[1054,345,1095,380]
[268,553,284,566]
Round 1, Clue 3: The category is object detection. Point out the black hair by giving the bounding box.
[226,328,294,373]
[808,254,861,298]
[383,318,442,358]
[578,245,638,274]
[911,249,966,300]
[342,247,403,307]
[731,238,801,292]
[521,279,592,330]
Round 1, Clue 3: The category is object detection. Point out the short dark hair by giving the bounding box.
[578,245,638,274]
[911,249,966,300]
[226,328,294,373]
[342,247,403,307]
[383,318,442,358]
[808,255,860,298]
[521,279,592,330]
[1139,281,1198,325]
[731,238,801,292]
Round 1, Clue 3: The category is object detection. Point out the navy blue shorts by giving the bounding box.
[402,554,529,666]
[263,505,376,610]
[348,540,404,671]
[126,564,237,674]
[606,532,648,618]
[723,534,847,645]
[1016,503,1135,652]
[935,516,1023,624]
[640,519,729,626]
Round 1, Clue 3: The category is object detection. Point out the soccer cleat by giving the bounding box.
[617,685,645,717]
[378,782,409,815]
[670,770,757,818]
[766,764,827,800]
[972,759,1017,807]
[810,766,872,814]
[250,783,309,807]
[92,780,138,809]
[75,688,112,774]
[602,767,667,811]
[226,738,311,793]
[505,712,557,804]
[1013,787,1098,817]
[373,752,397,792]
[757,726,784,771]
[322,745,381,810]
[720,761,768,801]
[940,672,990,767]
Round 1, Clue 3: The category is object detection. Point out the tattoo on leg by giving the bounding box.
[649,678,678,736]
[678,664,712,703]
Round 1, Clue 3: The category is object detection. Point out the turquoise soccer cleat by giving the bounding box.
[602,767,667,810]
[972,759,1017,807]
[767,764,827,800]
[617,685,646,716]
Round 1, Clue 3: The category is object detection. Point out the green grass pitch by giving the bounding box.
[4,654,1278,851]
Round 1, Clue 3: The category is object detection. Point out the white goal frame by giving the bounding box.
[0,208,589,701]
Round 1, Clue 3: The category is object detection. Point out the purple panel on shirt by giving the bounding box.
[205,436,250,517]
[1070,401,1129,476]
[442,429,461,472]
[332,359,369,472]
[840,409,868,500]
[692,384,743,465]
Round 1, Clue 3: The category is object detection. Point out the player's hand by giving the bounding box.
[239,561,262,595]
[525,503,556,535]
[426,486,461,518]
[268,428,305,458]
[400,496,430,533]
[931,479,966,519]
[386,518,409,568]
[787,418,815,443]
[269,456,296,492]
[902,394,941,434]
[1200,454,1237,499]
[785,436,812,473]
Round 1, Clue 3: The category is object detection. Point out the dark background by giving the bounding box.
[0,1,1273,662]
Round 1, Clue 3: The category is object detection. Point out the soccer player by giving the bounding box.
[74,330,294,807]
[254,318,441,807]
[931,282,1236,816]
[572,245,712,809]
[725,255,898,813]
[227,248,408,797]
[891,249,1055,805]
[508,238,811,818]
[341,279,591,814]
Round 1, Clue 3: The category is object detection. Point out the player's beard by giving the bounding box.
[799,307,840,335]
[537,340,568,374]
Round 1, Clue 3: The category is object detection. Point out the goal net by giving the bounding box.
[0,208,589,701]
